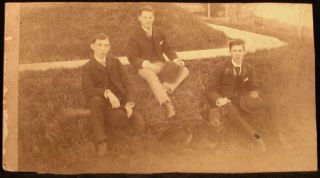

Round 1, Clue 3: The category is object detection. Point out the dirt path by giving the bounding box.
[206,23,287,52]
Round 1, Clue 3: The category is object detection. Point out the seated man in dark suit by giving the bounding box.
[206,39,267,150]
[206,39,291,152]
[127,5,189,118]
[207,39,260,109]
[82,33,144,157]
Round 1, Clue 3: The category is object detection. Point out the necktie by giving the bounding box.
[233,67,241,76]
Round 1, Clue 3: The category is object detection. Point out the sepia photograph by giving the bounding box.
[3,2,317,174]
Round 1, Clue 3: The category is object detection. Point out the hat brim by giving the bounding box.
[239,96,269,115]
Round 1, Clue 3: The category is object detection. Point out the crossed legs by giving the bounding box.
[138,62,189,118]
[163,67,189,94]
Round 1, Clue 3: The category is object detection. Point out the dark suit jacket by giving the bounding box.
[81,55,134,104]
[127,26,178,69]
[207,59,258,107]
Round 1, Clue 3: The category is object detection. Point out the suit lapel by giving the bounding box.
[106,56,125,95]
[226,60,236,77]
[139,26,150,41]
[106,56,115,84]
[151,28,162,55]
[90,58,103,68]
[240,63,248,80]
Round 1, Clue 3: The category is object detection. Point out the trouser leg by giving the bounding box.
[224,103,266,150]
[104,107,129,129]
[88,96,109,143]
[128,112,146,134]
[163,67,190,93]
[175,67,189,86]
[138,68,171,105]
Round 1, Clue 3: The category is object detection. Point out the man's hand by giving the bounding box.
[249,91,259,98]
[216,97,231,107]
[173,58,185,67]
[104,89,120,108]
[124,102,135,118]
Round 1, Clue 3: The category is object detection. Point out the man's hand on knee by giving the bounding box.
[124,102,135,118]
[104,89,120,108]
[216,97,231,107]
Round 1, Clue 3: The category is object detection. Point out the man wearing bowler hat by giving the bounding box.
[207,39,264,112]
[127,5,190,118]
[206,39,269,150]
[82,33,145,157]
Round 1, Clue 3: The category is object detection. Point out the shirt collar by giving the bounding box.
[231,59,242,67]
[94,55,107,67]
[141,26,152,36]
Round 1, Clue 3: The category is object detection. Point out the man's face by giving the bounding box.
[230,44,245,64]
[90,38,110,59]
[138,11,154,29]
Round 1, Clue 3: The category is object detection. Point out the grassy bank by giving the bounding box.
[18,36,316,172]
[19,3,229,64]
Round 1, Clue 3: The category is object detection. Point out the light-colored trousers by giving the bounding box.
[138,62,170,105]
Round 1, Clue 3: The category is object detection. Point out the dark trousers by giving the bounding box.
[88,96,128,143]
[206,93,279,138]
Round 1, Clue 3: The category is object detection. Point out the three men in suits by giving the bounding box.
[82,33,144,156]
[82,6,274,155]
[127,5,190,118]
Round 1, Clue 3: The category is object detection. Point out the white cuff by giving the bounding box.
[104,89,111,99]
[126,102,135,108]
[142,60,150,68]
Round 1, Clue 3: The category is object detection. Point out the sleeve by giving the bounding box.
[246,65,259,92]
[160,30,178,61]
[206,63,224,107]
[118,60,135,104]
[127,36,146,69]
[81,67,107,99]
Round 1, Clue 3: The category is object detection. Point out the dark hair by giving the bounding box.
[138,5,154,16]
[229,39,245,50]
[91,33,109,44]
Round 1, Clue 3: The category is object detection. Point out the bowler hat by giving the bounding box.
[239,94,268,115]
[158,61,181,83]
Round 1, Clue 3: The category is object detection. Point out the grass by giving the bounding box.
[19,3,229,64]
[18,36,316,173]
